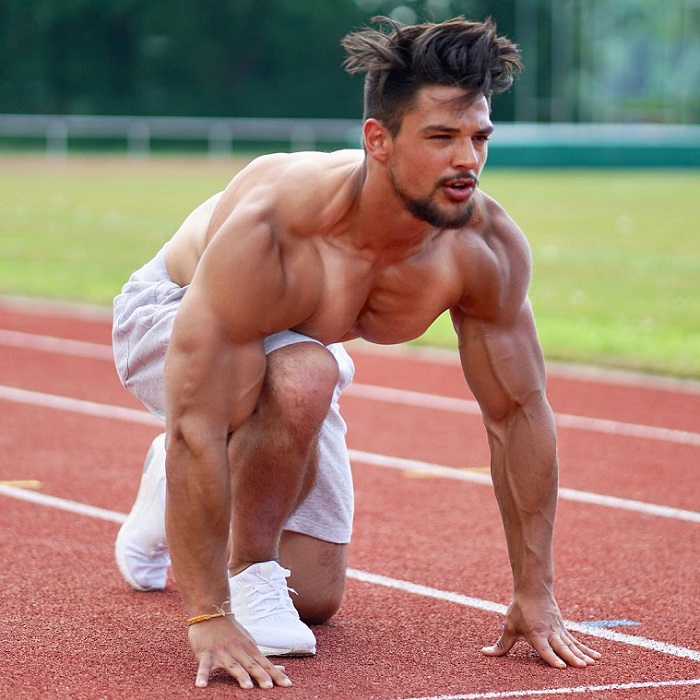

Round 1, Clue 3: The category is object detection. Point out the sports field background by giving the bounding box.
[1,154,698,379]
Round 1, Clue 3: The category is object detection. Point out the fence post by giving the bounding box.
[290,124,315,152]
[46,119,69,158]
[208,122,233,157]
[127,121,150,158]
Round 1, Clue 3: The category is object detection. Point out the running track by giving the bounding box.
[1,298,699,700]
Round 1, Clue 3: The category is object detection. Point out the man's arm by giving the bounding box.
[162,219,318,689]
[451,298,600,668]
[165,302,280,689]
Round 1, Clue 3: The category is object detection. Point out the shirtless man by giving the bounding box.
[113,17,600,690]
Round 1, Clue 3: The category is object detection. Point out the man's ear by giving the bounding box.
[363,119,392,162]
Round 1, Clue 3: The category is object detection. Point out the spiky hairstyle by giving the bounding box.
[342,16,522,135]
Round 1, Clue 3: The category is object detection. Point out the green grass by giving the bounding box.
[421,169,700,378]
[0,155,239,303]
[1,154,699,378]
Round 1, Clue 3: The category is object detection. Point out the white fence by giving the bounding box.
[1,114,699,166]
[0,114,363,157]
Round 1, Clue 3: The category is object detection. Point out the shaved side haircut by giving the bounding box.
[342,16,522,135]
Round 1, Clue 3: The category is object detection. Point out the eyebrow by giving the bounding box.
[421,123,495,136]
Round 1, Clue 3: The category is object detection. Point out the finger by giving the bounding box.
[545,634,587,668]
[546,631,603,669]
[205,656,255,690]
[195,654,213,689]
[532,639,568,669]
[561,635,600,665]
[570,637,602,661]
[522,630,572,669]
[238,657,292,690]
[481,629,517,657]
[258,659,293,688]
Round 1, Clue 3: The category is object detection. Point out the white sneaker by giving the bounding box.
[115,434,170,591]
[229,561,316,657]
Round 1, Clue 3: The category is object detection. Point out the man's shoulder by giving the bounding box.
[236,149,363,206]
[451,192,532,319]
[241,150,365,234]
[456,191,529,261]
[477,191,521,236]
[214,149,364,230]
[246,149,364,179]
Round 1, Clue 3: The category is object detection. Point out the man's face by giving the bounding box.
[387,86,493,229]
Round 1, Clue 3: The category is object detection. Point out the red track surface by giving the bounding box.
[1,299,699,699]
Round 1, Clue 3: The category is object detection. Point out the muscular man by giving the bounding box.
[113,16,600,690]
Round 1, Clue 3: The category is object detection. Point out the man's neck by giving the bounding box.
[349,162,437,257]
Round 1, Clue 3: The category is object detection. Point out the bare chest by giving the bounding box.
[293,249,463,345]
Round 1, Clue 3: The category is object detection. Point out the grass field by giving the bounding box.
[1,154,698,378]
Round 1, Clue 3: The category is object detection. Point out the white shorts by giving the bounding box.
[112,245,355,544]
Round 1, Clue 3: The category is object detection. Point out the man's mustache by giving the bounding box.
[438,171,480,188]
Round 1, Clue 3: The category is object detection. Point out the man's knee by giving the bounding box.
[280,531,347,624]
[264,343,340,431]
[296,585,344,625]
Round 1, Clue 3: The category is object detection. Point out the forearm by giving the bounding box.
[161,312,267,616]
[165,431,232,616]
[486,392,558,594]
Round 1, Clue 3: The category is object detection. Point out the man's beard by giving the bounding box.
[390,169,477,229]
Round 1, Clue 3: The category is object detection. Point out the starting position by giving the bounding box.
[113,16,601,689]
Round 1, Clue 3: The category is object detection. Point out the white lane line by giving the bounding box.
[347,569,700,662]
[348,449,700,524]
[1,385,698,525]
[0,483,126,524]
[399,678,700,700]
[3,329,700,448]
[0,329,113,360]
[0,483,698,666]
[0,385,161,426]
[345,384,700,448]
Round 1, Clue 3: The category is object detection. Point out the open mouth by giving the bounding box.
[447,180,472,190]
[441,177,476,199]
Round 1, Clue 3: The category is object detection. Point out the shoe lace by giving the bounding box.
[246,571,299,621]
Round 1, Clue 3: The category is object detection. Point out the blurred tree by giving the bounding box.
[0,0,694,121]
[0,0,517,118]
[0,0,370,117]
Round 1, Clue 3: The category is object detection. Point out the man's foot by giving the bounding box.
[115,434,170,591]
[229,561,317,657]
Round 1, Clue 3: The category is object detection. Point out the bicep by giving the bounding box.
[164,219,309,438]
[451,299,547,424]
[164,290,267,439]
[191,204,321,338]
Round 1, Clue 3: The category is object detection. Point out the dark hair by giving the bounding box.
[342,16,522,135]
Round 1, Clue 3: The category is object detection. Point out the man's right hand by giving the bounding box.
[188,616,293,689]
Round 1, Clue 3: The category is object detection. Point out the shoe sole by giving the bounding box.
[115,438,167,592]
[259,646,316,657]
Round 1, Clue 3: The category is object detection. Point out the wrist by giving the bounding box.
[184,597,233,627]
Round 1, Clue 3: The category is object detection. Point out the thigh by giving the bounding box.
[279,531,348,624]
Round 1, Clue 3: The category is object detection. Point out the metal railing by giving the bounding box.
[0,114,363,157]
[1,114,698,166]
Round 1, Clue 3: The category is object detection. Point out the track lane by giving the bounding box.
[2,302,700,699]
[6,386,698,655]
[2,336,698,515]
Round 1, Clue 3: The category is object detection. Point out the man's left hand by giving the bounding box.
[481,593,601,668]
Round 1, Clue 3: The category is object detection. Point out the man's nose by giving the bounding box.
[452,140,480,171]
